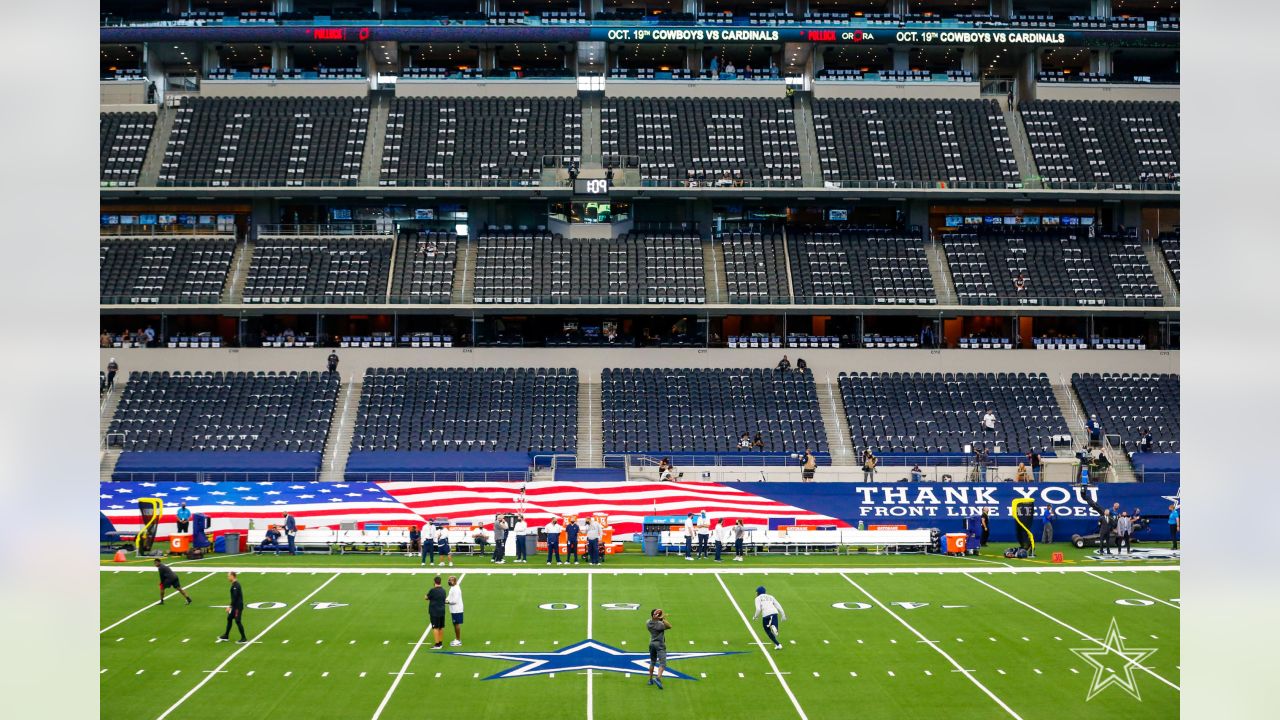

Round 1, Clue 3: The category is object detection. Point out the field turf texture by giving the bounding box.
[101,547,1180,719]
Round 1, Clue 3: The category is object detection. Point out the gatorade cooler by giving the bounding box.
[944,533,967,555]
[169,534,193,554]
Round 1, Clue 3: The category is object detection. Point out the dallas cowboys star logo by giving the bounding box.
[446,639,741,680]
[1071,618,1158,701]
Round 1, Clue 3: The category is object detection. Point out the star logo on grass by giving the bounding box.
[1071,618,1157,701]
[446,639,742,680]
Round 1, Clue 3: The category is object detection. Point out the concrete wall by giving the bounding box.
[199,80,370,98]
[100,104,157,115]
[101,81,148,106]
[606,80,788,98]
[1033,83,1180,103]
[813,82,982,100]
[396,80,578,98]
[99,347,1179,380]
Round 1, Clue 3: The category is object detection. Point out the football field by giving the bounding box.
[101,553,1180,719]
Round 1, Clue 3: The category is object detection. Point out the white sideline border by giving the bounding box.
[101,565,1180,576]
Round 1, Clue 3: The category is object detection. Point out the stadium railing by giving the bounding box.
[256,223,387,237]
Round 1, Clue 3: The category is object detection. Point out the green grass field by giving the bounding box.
[101,548,1180,720]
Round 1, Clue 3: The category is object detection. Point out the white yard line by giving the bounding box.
[839,573,1023,719]
[713,575,808,720]
[100,572,217,634]
[1082,571,1180,609]
[156,573,340,720]
[587,572,594,720]
[372,573,466,720]
[965,574,1180,691]
[99,565,1179,577]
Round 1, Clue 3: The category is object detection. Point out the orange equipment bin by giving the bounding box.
[169,534,193,554]
[944,533,967,554]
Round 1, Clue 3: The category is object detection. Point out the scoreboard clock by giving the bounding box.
[574,178,610,196]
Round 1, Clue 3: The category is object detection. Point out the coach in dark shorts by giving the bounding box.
[646,608,671,689]
[426,576,447,649]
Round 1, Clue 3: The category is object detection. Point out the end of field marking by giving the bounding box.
[956,638,964,643]
[349,640,356,645]
[889,639,897,644]
[1069,668,1079,674]
[282,640,289,644]
[284,671,291,677]
[315,640,323,644]
[246,671,254,677]
[382,640,389,645]
[856,639,863,644]
[701,672,707,678]
[321,672,329,678]
[135,669,145,675]
[149,638,157,643]
[822,640,829,645]
[359,672,367,678]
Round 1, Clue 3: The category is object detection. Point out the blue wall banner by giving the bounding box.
[726,482,1181,543]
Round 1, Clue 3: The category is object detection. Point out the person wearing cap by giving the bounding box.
[732,519,746,562]
[752,586,786,650]
[1086,414,1103,447]
[106,357,119,390]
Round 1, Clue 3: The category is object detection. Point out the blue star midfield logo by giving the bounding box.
[446,639,743,680]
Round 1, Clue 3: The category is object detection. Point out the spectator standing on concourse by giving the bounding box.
[1026,450,1042,481]
[1086,415,1103,447]
[861,449,877,482]
[795,357,808,371]
[106,358,119,390]
[327,350,340,375]
[910,464,923,482]
[801,449,817,482]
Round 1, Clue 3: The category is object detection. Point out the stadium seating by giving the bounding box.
[100,237,235,304]
[601,97,802,185]
[1071,373,1180,453]
[601,368,828,454]
[1020,100,1180,185]
[380,97,582,186]
[389,230,458,303]
[243,237,392,304]
[472,231,705,304]
[107,371,339,452]
[100,112,156,186]
[721,230,790,303]
[788,229,936,304]
[812,99,1019,186]
[837,372,1068,454]
[1158,232,1180,285]
[159,96,369,186]
[352,368,578,453]
[942,227,1162,306]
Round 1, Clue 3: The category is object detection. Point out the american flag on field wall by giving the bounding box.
[101,481,846,535]
[379,481,845,533]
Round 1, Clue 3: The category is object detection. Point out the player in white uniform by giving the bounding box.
[751,586,787,650]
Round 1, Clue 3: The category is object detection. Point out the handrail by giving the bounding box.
[257,223,389,236]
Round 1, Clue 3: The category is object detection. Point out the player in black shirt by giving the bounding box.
[153,558,192,605]
[426,576,448,649]
[219,572,247,643]
[646,608,671,690]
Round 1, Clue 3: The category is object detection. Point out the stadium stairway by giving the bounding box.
[925,232,959,305]
[702,239,728,304]
[779,226,797,301]
[359,93,392,186]
[99,383,125,481]
[1143,237,1181,306]
[1003,106,1041,189]
[576,376,603,468]
[1051,377,1090,451]
[137,104,176,187]
[791,94,824,188]
[221,240,253,304]
[580,94,603,169]
[818,377,856,465]
[321,380,362,481]
[451,236,477,303]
